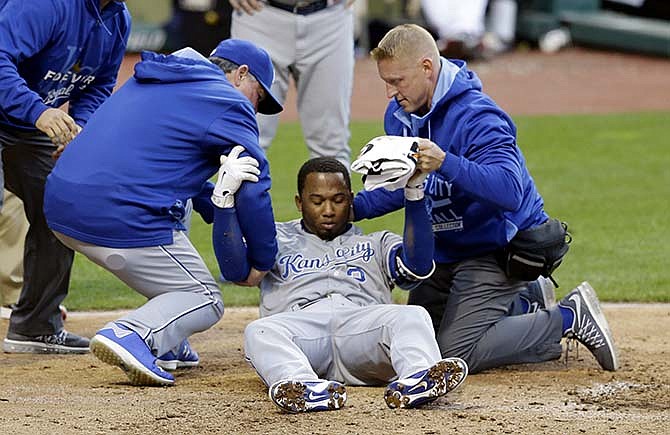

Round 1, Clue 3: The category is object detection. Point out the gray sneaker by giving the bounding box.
[558,282,619,371]
[3,330,89,354]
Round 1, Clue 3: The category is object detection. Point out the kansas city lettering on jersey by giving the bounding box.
[278,241,375,279]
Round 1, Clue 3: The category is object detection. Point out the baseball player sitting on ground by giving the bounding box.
[218,156,468,413]
[43,39,283,386]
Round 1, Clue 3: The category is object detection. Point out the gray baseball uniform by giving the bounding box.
[244,220,442,387]
[231,1,354,166]
[54,230,222,357]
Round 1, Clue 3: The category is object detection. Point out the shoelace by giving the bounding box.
[572,315,606,349]
[564,338,579,367]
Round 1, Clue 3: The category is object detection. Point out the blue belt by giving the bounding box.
[267,0,329,15]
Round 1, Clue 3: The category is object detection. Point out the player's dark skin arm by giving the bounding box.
[235,268,267,287]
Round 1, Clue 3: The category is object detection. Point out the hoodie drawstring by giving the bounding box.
[88,0,112,36]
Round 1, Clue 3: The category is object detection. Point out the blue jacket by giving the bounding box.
[0,0,130,130]
[354,58,547,263]
[44,50,278,271]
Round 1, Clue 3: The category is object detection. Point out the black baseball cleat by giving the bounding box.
[3,330,89,354]
[558,282,619,371]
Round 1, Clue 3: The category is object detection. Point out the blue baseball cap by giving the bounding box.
[210,39,283,115]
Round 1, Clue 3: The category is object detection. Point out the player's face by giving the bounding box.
[377,56,434,116]
[240,76,266,113]
[296,172,353,241]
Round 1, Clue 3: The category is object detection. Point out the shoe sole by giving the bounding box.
[90,335,174,386]
[577,282,620,371]
[385,357,468,409]
[443,357,469,393]
[156,359,200,371]
[539,278,556,308]
[2,338,89,354]
[269,380,346,413]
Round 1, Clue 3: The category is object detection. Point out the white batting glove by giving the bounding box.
[211,145,260,208]
[404,169,428,201]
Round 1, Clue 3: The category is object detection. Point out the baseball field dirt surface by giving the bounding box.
[1,47,669,434]
[1,305,669,434]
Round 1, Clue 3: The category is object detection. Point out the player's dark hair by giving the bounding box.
[297,157,351,195]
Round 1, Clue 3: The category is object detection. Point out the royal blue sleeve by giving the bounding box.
[353,188,404,221]
[0,0,56,125]
[438,111,524,211]
[205,103,277,271]
[211,208,251,282]
[234,158,278,271]
[69,11,131,127]
[399,197,434,276]
[191,181,214,224]
[388,197,435,289]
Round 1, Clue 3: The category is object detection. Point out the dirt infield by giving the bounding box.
[1,304,669,434]
[1,48,667,434]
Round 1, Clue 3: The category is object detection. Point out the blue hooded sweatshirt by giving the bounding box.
[44,50,278,271]
[0,0,130,130]
[354,58,548,263]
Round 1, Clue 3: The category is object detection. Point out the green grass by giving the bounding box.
[64,112,670,310]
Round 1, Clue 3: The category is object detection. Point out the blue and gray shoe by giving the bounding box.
[90,322,174,386]
[558,282,619,371]
[157,339,200,371]
[269,380,346,413]
[384,357,468,409]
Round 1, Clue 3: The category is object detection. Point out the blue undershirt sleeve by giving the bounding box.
[389,197,435,289]
[400,197,434,276]
[212,207,250,283]
[353,188,405,221]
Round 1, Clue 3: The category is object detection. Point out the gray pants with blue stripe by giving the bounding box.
[408,253,564,373]
[54,230,223,356]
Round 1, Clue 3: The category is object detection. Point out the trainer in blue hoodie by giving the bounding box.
[0,0,130,354]
[44,39,284,386]
[352,25,619,374]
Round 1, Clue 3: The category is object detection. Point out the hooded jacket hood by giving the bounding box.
[391,58,483,134]
[134,51,226,85]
